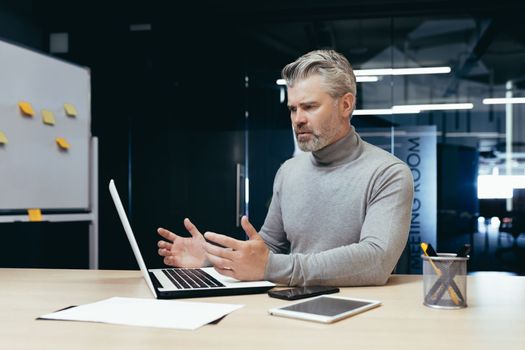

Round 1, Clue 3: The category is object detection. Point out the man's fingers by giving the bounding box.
[213,267,235,278]
[241,216,259,240]
[158,248,171,257]
[157,227,177,242]
[204,232,242,250]
[204,242,235,260]
[184,218,202,238]
[163,256,175,266]
[206,253,233,271]
[157,240,172,250]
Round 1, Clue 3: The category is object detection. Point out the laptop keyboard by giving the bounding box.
[162,268,225,289]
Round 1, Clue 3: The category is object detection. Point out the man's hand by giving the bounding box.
[203,216,269,281]
[157,218,208,268]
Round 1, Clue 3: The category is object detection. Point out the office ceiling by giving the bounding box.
[4,0,524,172]
[10,0,522,84]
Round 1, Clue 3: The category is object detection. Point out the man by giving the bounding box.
[157,50,413,286]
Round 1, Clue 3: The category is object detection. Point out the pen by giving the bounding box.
[421,243,461,305]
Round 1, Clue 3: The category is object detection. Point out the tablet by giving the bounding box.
[268,295,381,323]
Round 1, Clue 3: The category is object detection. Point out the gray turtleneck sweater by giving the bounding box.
[259,127,414,286]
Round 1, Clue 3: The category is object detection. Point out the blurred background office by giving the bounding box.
[0,0,524,275]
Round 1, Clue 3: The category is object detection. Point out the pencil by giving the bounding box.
[421,243,461,305]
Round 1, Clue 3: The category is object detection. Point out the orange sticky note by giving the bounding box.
[55,137,70,150]
[28,209,42,222]
[64,103,77,117]
[0,131,8,144]
[42,110,56,125]
[18,101,35,116]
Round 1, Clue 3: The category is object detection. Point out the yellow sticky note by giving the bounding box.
[28,209,42,222]
[56,137,70,150]
[0,131,8,144]
[64,103,77,117]
[18,101,35,116]
[42,110,56,125]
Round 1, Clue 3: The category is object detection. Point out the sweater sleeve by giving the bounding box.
[258,166,291,254]
[263,162,414,286]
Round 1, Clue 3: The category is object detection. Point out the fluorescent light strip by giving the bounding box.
[353,109,393,116]
[393,103,474,112]
[354,66,451,76]
[482,97,525,105]
[277,76,379,85]
[354,103,474,116]
[353,108,419,115]
[355,76,379,82]
[277,66,450,85]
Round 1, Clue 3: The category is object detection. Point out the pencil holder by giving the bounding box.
[421,253,469,309]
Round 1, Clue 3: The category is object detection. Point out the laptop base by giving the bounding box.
[150,272,274,299]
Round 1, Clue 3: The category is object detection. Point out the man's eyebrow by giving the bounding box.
[299,101,318,106]
[287,100,318,109]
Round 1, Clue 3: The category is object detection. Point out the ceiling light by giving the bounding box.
[352,107,420,115]
[353,109,393,116]
[353,103,474,116]
[391,106,422,114]
[277,66,450,85]
[277,76,383,85]
[482,97,525,105]
[355,76,379,82]
[354,66,451,76]
[392,103,473,112]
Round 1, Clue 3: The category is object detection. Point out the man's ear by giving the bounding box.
[340,92,355,119]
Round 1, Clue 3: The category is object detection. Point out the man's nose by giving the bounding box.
[292,109,307,126]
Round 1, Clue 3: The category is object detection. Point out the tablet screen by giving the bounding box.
[280,296,372,316]
[269,295,381,323]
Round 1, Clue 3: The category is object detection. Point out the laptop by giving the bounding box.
[109,179,275,299]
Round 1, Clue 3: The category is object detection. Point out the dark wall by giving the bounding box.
[0,1,43,49]
[0,2,264,269]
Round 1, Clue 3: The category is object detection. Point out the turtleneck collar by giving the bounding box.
[310,126,362,167]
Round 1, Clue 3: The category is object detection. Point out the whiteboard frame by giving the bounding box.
[0,38,98,268]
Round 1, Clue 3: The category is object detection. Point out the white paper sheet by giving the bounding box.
[39,297,244,330]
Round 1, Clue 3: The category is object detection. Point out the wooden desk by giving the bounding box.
[1,269,524,350]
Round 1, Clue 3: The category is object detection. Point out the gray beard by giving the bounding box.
[295,118,339,152]
[296,134,327,152]
[294,100,342,152]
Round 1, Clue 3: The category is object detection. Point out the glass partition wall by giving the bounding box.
[245,15,525,275]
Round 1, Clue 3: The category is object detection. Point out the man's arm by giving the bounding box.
[256,166,291,255]
[263,163,414,286]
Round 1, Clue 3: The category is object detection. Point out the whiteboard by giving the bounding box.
[0,39,91,211]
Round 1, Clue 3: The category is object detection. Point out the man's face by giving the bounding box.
[287,75,348,152]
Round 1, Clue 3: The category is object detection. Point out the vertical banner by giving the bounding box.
[360,125,437,274]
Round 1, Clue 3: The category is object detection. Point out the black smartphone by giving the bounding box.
[268,286,340,300]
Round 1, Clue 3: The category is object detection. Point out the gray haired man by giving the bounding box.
[157,50,414,286]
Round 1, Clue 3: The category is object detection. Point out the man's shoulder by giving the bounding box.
[272,153,310,182]
[361,139,406,166]
[358,140,411,179]
[281,152,310,169]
